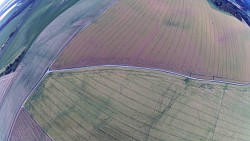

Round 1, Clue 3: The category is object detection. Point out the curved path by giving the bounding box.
[9,108,52,141]
[2,0,250,140]
[0,0,116,140]
[50,65,250,86]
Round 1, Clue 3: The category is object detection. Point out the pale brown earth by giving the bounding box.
[25,66,250,141]
[9,108,52,141]
[52,0,250,83]
[0,72,17,103]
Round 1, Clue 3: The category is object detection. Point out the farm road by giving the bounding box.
[49,65,250,87]
[1,0,250,140]
[0,0,117,140]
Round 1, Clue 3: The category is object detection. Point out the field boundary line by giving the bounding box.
[50,65,250,86]
[23,107,54,141]
[7,106,54,141]
[7,70,49,141]
[6,0,119,140]
[48,0,118,70]
[212,85,226,141]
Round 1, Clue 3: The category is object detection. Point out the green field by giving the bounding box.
[25,67,250,141]
[0,0,79,72]
[0,6,29,50]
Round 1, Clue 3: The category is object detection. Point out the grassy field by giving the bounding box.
[0,0,116,140]
[0,4,30,51]
[52,0,250,83]
[25,66,250,141]
[9,108,52,141]
[0,0,79,72]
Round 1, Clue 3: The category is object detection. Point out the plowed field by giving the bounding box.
[52,0,250,83]
[9,108,52,141]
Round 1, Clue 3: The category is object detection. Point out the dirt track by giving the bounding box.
[0,0,116,140]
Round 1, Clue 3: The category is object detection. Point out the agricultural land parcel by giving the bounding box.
[0,4,29,53]
[25,66,250,141]
[0,0,79,73]
[0,0,116,140]
[9,108,52,141]
[0,72,16,103]
[52,0,250,83]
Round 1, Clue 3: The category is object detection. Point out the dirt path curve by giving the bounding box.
[49,65,250,86]
[0,0,117,140]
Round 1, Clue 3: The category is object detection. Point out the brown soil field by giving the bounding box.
[25,66,250,141]
[52,0,250,83]
[9,108,52,141]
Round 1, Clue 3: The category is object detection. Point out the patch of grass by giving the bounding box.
[184,77,192,86]
[223,84,228,90]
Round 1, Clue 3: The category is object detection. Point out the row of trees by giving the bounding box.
[0,51,26,77]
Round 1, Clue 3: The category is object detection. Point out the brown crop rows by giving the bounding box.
[52,0,250,83]
[9,108,52,141]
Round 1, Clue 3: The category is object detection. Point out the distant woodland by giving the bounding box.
[211,0,250,26]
